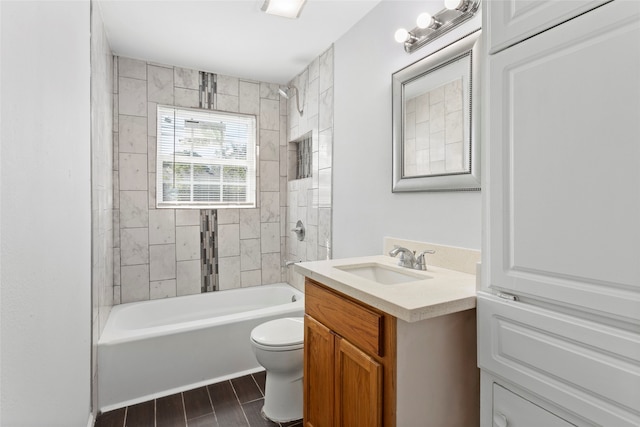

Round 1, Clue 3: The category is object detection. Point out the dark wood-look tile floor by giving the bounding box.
[95,371,302,427]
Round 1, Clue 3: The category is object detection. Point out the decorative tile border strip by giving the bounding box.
[201,210,218,292]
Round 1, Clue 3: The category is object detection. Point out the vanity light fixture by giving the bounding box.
[261,0,307,19]
[394,0,480,53]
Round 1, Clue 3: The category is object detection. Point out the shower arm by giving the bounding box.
[280,85,304,116]
[292,87,304,116]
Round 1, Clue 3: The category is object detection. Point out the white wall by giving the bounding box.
[333,1,482,257]
[1,1,92,425]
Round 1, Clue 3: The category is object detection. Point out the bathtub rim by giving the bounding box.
[98,283,304,346]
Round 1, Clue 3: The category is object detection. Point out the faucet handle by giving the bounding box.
[416,249,435,255]
[414,250,435,270]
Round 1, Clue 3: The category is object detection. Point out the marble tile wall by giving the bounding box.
[91,5,114,418]
[114,57,287,303]
[286,46,334,290]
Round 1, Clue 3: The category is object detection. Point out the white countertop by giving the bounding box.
[294,255,477,323]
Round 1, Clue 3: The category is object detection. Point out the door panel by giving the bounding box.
[486,0,608,54]
[334,337,382,427]
[488,0,640,321]
[304,315,334,427]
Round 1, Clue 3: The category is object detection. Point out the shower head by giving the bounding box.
[278,87,291,99]
[279,85,304,116]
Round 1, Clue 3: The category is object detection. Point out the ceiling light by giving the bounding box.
[262,0,307,19]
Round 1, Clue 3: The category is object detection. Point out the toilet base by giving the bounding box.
[261,373,303,422]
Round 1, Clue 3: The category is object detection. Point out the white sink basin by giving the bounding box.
[335,262,431,285]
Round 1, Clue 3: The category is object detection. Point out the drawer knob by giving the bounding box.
[494,413,508,427]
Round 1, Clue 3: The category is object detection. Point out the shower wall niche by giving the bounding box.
[289,132,313,180]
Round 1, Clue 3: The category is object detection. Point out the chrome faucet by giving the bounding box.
[388,246,416,268]
[388,246,435,270]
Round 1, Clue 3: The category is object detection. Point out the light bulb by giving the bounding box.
[394,28,409,43]
[416,13,433,29]
[444,0,464,10]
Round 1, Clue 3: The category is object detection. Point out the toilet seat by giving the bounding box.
[250,317,303,351]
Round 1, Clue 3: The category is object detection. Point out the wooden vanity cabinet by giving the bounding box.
[303,278,396,427]
[304,277,479,426]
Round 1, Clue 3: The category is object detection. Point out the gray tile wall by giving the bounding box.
[114,57,288,303]
[90,5,114,417]
[286,46,334,289]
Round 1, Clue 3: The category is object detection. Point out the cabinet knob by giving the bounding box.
[494,413,508,427]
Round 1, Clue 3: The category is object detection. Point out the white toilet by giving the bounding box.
[250,317,304,422]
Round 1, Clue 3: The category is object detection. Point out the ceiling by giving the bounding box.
[97,0,382,85]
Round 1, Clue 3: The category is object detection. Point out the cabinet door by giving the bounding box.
[478,293,640,426]
[334,336,382,427]
[487,0,640,321]
[492,384,574,427]
[486,0,607,54]
[304,315,334,427]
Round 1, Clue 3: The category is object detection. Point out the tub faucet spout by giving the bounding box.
[285,260,302,267]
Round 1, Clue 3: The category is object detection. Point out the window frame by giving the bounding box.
[155,105,258,209]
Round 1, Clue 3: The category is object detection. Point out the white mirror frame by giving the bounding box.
[392,30,481,192]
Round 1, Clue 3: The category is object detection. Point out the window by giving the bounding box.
[156,105,257,209]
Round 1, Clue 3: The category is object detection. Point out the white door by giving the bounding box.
[487,0,640,321]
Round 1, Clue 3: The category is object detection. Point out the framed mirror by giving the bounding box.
[392,30,481,192]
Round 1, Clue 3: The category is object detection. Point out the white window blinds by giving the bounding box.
[156,105,257,209]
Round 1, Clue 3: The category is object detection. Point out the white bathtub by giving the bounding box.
[97,283,304,412]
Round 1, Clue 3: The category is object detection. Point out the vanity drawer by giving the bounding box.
[305,279,383,356]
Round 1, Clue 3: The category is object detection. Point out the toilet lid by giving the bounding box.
[251,317,304,347]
